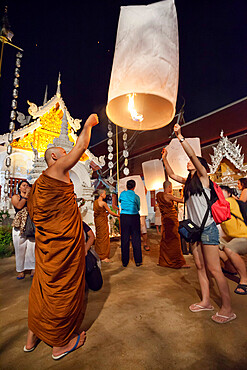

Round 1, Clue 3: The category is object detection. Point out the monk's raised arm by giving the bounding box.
[59,114,98,173]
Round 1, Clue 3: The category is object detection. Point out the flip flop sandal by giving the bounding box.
[52,334,81,360]
[234,283,247,295]
[24,339,40,352]
[189,304,214,312]
[211,312,237,324]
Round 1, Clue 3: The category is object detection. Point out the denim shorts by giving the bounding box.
[201,222,219,245]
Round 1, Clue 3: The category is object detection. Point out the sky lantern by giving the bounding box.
[106,0,179,131]
[142,159,166,191]
[166,138,202,188]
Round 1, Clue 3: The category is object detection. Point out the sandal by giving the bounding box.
[211,312,236,324]
[17,272,25,280]
[234,283,247,295]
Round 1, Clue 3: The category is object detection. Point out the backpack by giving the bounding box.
[232,200,247,225]
[85,250,103,291]
[202,180,231,225]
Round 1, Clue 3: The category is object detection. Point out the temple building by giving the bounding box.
[0,75,105,226]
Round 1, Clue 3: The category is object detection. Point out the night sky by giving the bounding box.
[0,0,246,146]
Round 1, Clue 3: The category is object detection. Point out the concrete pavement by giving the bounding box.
[0,229,247,370]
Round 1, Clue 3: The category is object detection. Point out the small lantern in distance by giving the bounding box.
[142,159,166,191]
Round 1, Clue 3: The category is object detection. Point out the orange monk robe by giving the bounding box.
[156,192,186,269]
[27,173,85,347]
[93,199,110,260]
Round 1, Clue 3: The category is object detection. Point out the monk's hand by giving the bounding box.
[162,147,167,161]
[85,114,99,127]
[174,123,181,137]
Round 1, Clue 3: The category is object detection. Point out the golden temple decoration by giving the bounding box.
[11,105,78,155]
[40,106,71,134]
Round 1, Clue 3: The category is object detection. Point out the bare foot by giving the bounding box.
[31,269,35,277]
[181,264,190,268]
[102,258,111,263]
[52,331,86,359]
[24,329,39,351]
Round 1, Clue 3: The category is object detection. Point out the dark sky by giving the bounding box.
[0,0,246,146]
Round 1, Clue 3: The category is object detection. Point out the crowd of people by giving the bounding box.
[10,116,247,359]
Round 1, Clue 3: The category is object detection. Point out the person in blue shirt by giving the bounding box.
[119,179,142,267]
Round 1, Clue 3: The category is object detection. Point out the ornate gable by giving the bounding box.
[209,131,247,174]
[11,102,76,155]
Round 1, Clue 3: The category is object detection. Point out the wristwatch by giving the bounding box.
[179,137,185,143]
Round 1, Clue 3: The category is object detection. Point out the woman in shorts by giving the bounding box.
[161,123,236,324]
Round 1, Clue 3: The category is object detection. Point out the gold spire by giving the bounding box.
[56,72,61,98]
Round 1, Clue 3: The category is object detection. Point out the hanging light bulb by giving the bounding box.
[14,78,19,87]
[4,183,9,194]
[16,58,21,68]
[8,132,13,143]
[10,110,16,120]
[13,89,18,98]
[12,99,17,109]
[15,68,20,77]
[5,157,11,167]
[5,170,10,180]
[9,121,15,131]
[16,51,23,58]
[7,145,12,155]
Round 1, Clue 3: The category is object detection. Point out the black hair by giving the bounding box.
[220,185,233,197]
[127,179,136,190]
[239,178,247,190]
[17,180,30,194]
[184,157,209,201]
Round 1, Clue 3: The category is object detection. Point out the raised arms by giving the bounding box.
[59,114,98,173]
[173,124,208,182]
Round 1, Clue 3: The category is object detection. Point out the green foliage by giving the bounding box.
[0,226,14,258]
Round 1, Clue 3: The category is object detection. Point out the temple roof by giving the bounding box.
[0,74,102,168]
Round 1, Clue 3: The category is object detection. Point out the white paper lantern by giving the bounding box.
[166,138,202,188]
[106,0,179,131]
[142,159,166,191]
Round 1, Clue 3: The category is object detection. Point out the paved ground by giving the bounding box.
[0,229,247,370]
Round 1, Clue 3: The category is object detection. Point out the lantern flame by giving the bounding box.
[127,93,143,122]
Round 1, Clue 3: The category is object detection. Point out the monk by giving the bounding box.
[156,181,190,269]
[24,113,98,360]
[93,189,119,262]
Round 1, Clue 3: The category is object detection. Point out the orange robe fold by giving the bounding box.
[156,192,186,269]
[27,173,85,347]
[93,199,110,260]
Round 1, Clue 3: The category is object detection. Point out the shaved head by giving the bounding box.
[45,147,66,166]
[163,180,171,190]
